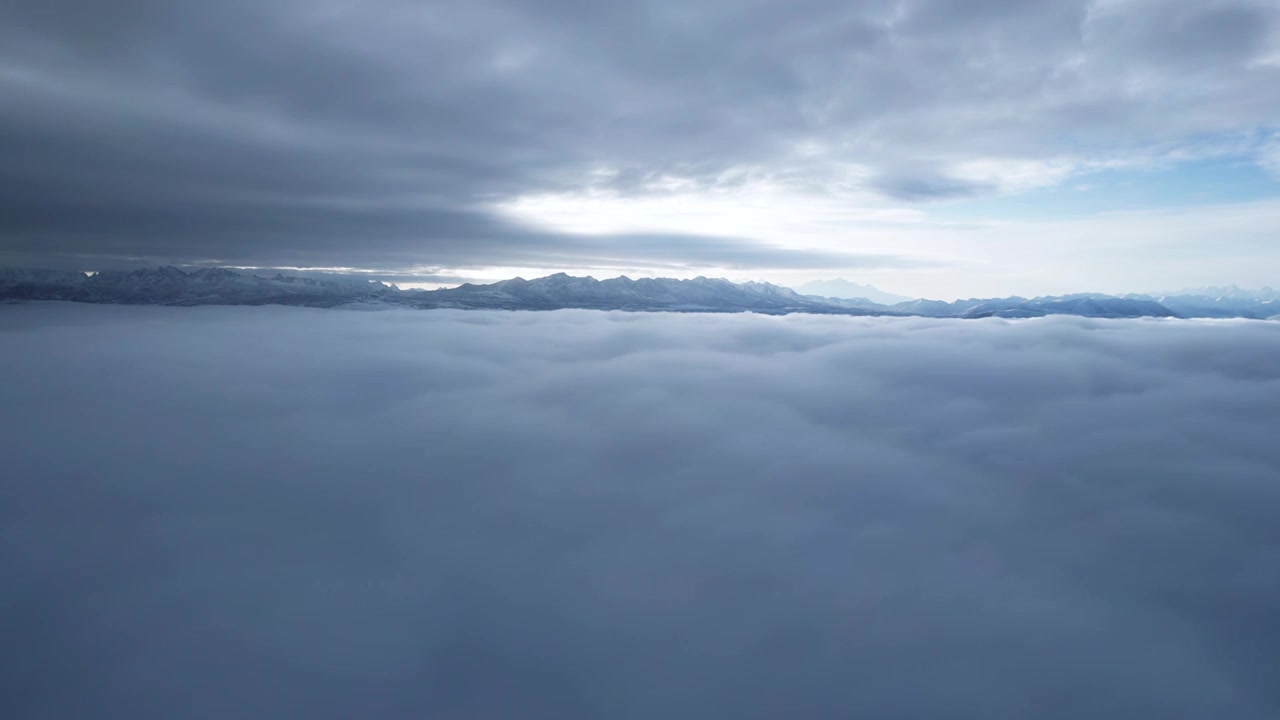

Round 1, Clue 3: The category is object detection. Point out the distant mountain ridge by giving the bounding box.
[0,267,875,315]
[2,266,1277,319]
[793,278,913,305]
[1132,287,1280,319]
[1167,285,1279,302]
[0,267,399,308]
[429,273,876,314]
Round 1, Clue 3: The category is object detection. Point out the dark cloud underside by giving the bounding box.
[0,0,1278,270]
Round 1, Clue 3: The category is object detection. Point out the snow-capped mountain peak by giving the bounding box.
[3,266,1275,319]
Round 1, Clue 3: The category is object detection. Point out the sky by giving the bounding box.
[1,0,1278,297]
[4,304,1280,718]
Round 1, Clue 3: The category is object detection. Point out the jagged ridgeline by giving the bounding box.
[2,267,1278,319]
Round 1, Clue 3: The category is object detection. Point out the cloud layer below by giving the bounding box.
[3,304,1280,718]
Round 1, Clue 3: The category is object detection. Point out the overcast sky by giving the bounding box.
[2,0,1278,297]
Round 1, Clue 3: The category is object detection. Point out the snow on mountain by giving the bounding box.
[887,298,1017,317]
[0,266,1269,320]
[793,278,913,305]
[1169,285,1280,302]
[417,274,868,314]
[964,296,1177,319]
[1123,289,1280,319]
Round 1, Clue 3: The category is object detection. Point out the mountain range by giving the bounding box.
[2,267,1277,320]
[793,278,913,305]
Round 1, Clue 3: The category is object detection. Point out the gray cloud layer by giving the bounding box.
[3,304,1280,718]
[1,0,1278,271]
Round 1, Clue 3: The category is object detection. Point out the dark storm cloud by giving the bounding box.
[3,304,1280,718]
[1,0,1278,269]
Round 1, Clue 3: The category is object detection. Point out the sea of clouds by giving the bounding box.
[3,304,1279,719]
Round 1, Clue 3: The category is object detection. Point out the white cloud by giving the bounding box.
[1260,134,1280,177]
[735,197,1280,300]
[3,304,1279,718]
[492,169,923,240]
